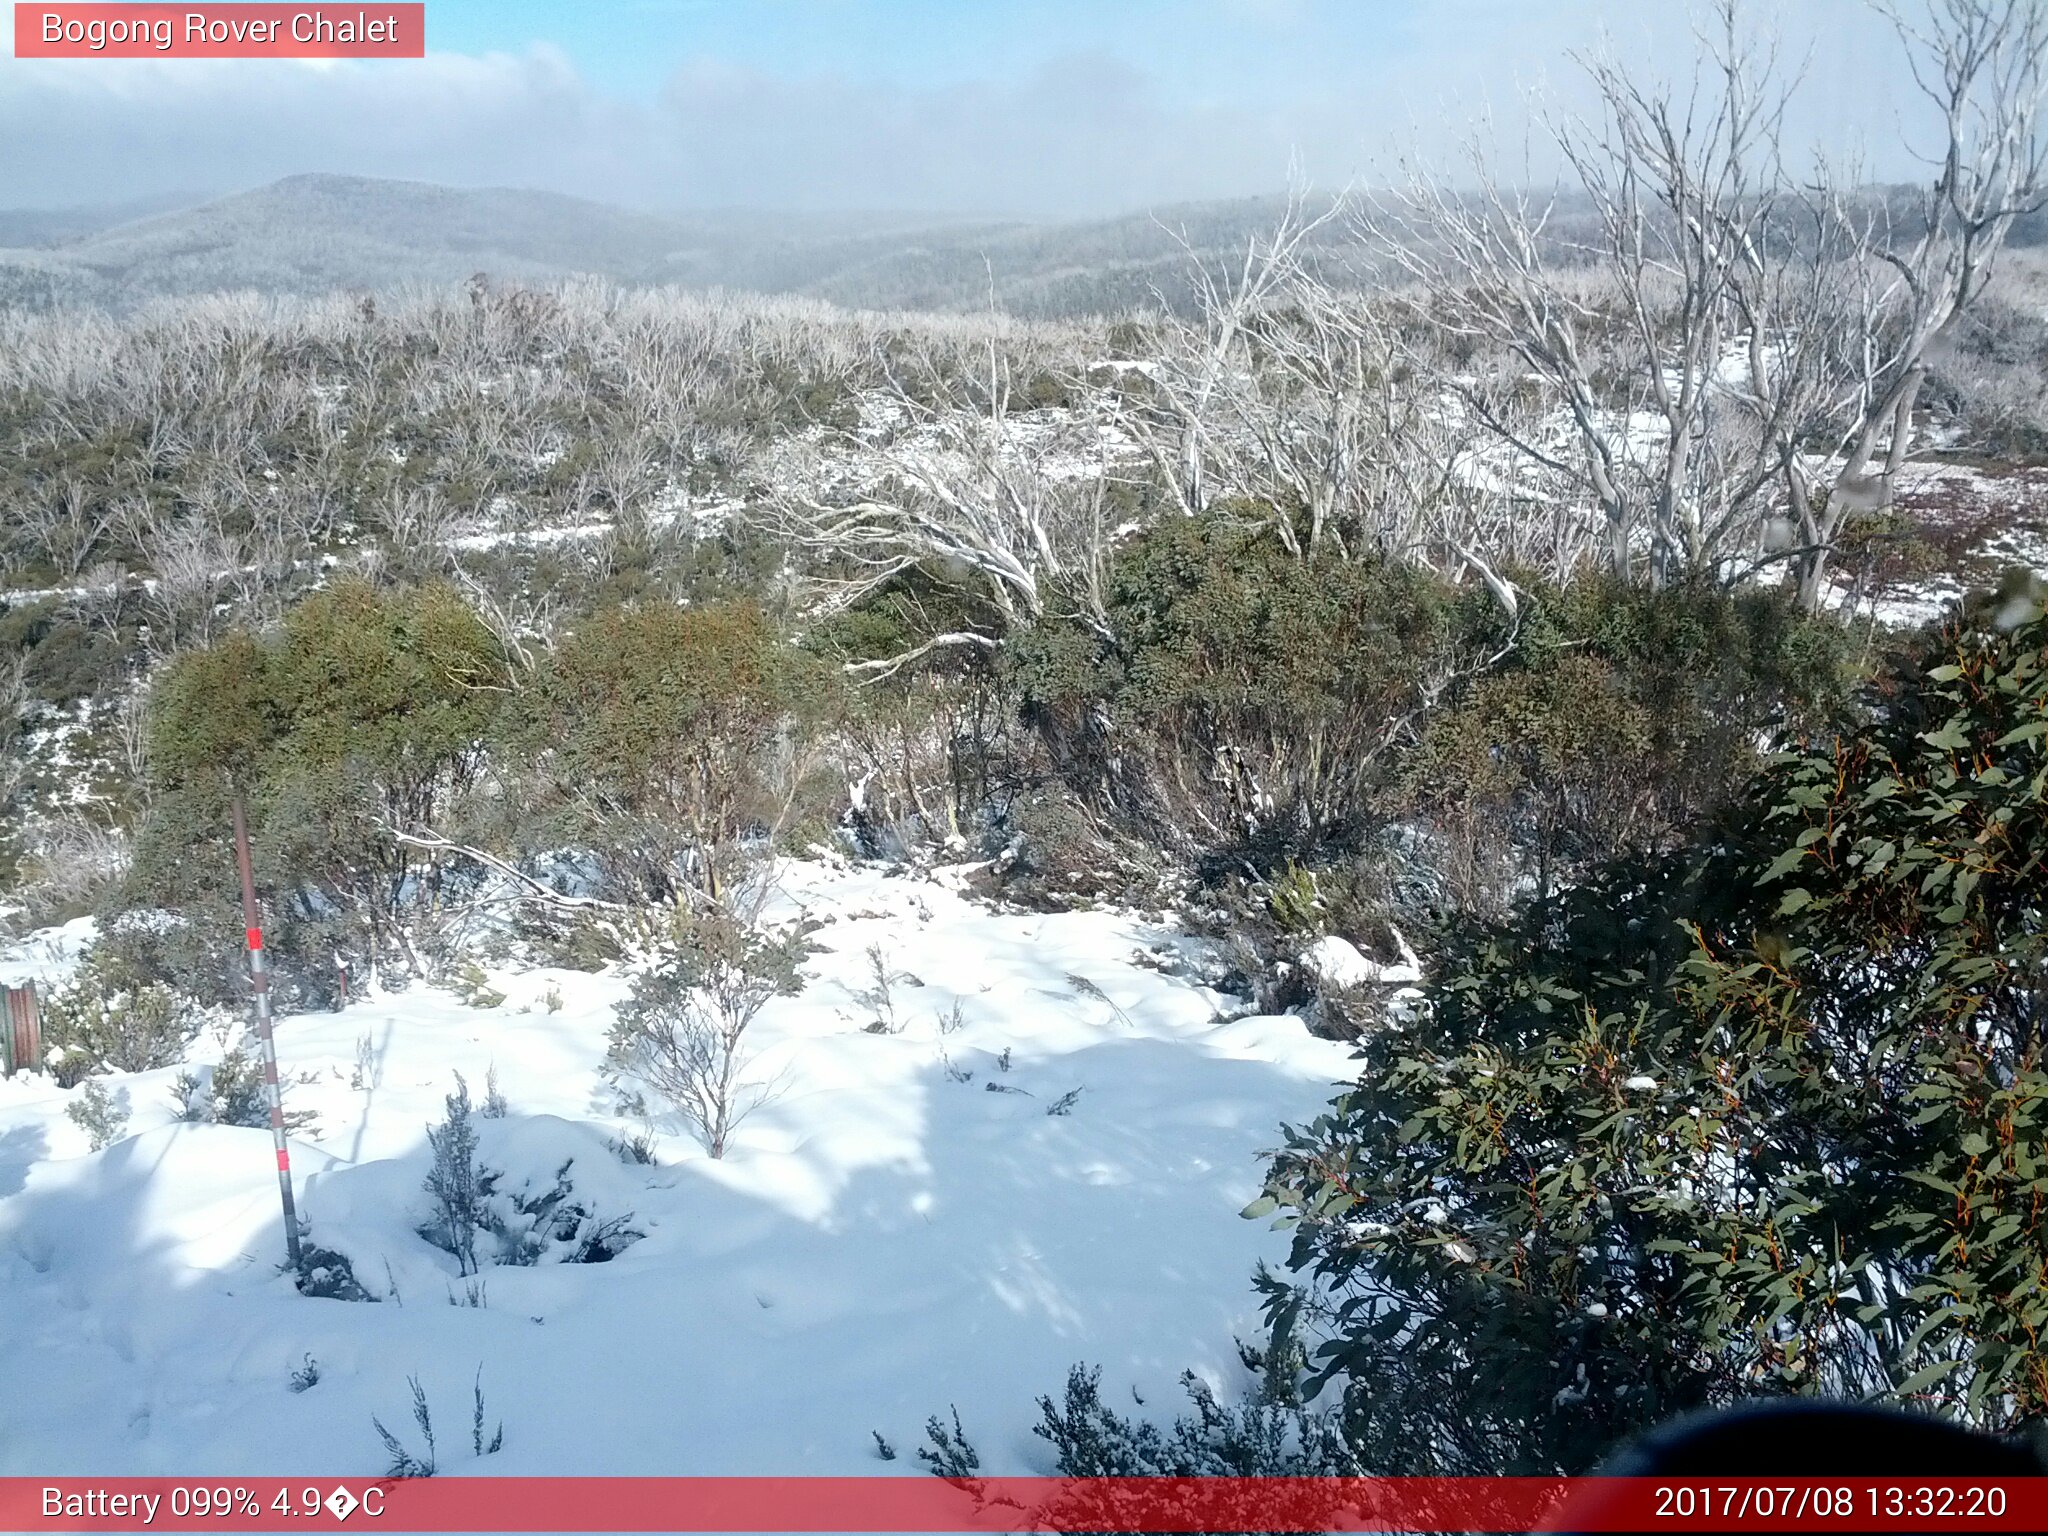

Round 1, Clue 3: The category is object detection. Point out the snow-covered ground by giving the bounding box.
[0,860,1352,1478]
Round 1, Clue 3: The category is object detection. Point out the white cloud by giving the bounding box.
[0,1,1931,217]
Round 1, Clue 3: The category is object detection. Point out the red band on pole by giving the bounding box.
[275,1149,291,1172]
[245,927,263,951]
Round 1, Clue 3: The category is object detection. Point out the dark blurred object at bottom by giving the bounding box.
[1551,1400,2045,1534]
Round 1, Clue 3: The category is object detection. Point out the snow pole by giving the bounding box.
[233,794,305,1275]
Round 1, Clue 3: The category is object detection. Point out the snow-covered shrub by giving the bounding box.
[422,1075,491,1276]
[494,1157,643,1266]
[420,1088,643,1271]
[297,1244,374,1302]
[604,895,804,1158]
[481,1064,508,1118]
[289,1355,321,1393]
[40,939,202,1086]
[64,1078,129,1151]
[607,1128,658,1165]
[172,1044,317,1132]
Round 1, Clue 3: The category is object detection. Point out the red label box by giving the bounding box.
[14,4,426,58]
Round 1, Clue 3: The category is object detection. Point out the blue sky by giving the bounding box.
[0,1,1918,216]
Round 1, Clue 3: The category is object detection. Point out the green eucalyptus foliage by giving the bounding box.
[1249,598,2048,1473]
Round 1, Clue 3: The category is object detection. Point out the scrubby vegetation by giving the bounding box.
[4,0,2047,1488]
[1249,596,2048,1470]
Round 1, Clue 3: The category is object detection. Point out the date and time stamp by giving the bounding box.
[1643,1480,2015,1523]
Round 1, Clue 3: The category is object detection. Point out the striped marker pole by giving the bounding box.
[232,795,305,1275]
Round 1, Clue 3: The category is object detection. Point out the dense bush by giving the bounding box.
[1008,510,1479,865]
[40,937,204,1086]
[1247,596,2048,1472]
[1396,575,1853,916]
[0,598,138,711]
[1003,515,1853,919]
[137,579,510,978]
[526,599,836,899]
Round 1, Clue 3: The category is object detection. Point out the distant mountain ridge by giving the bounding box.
[21,172,2030,319]
[0,173,1353,318]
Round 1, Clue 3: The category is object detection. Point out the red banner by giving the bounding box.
[1,1476,2042,1532]
[13,5,425,58]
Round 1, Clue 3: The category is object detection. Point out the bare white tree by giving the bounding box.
[760,334,1120,668]
[1133,184,1349,527]
[1370,3,1809,588]
[1368,0,2048,609]
[1782,0,2048,606]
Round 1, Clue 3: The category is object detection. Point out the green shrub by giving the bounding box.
[137,580,511,971]
[527,600,835,898]
[65,1079,130,1151]
[1009,519,1854,907]
[0,599,138,710]
[1249,594,2048,1471]
[1264,860,1324,935]
[41,938,202,1086]
[1396,575,1854,915]
[1008,510,1477,864]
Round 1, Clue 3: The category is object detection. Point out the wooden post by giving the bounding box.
[2,982,41,1077]
[233,795,304,1275]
